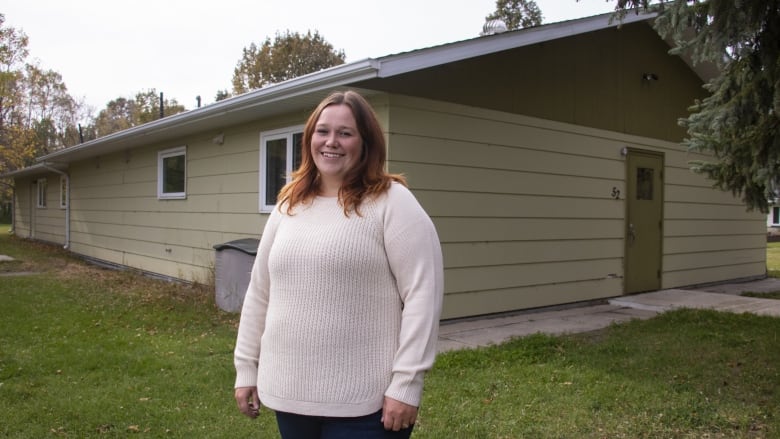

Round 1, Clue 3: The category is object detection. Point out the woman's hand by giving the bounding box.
[381,396,418,431]
[235,386,261,419]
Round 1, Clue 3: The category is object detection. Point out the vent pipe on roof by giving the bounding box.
[159,92,164,119]
[481,19,508,36]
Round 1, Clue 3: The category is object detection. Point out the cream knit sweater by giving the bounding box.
[234,183,444,417]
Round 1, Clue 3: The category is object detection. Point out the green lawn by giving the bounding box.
[1,231,779,438]
[767,242,780,277]
[744,242,780,299]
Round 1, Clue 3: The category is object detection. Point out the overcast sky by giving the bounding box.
[1,0,615,112]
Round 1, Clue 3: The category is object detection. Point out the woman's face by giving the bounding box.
[310,104,363,195]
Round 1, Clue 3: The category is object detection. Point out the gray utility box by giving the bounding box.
[213,238,259,313]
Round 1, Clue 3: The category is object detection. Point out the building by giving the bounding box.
[2,12,766,319]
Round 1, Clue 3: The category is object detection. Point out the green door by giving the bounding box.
[625,149,663,293]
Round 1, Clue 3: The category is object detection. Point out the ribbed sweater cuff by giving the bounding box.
[234,366,258,389]
[385,372,424,407]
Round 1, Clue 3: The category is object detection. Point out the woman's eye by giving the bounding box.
[339,131,352,137]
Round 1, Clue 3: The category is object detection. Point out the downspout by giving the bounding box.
[0,180,14,234]
[41,163,70,250]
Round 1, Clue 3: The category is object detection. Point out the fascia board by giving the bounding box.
[1,162,67,179]
[377,12,656,78]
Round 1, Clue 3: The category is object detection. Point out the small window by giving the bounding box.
[636,167,654,200]
[158,146,187,199]
[772,207,780,226]
[60,175,68,209]
[36,178,47,208]
[259,126,303,211]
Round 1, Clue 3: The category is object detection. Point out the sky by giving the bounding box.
[1,0,615,113]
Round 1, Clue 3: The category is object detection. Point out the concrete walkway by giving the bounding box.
[438,279,780,352]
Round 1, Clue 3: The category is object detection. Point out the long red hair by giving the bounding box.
[277,90,406,215]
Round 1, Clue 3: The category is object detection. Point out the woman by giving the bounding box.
[234,90,444,438]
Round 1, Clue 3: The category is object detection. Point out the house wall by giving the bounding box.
[65,111,307,283]
[385,95,765,319]
[12,173,66,245]
[662,152,767,286]
[11,180,32,238]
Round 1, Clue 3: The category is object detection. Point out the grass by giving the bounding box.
[740,242,780,299]
[422,312,780,438]
[1,227,780,437]
[0,230,273,437]
[767,242,780,274]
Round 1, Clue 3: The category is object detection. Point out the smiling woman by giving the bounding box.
[233,90,445,438]
[310,104,363,197]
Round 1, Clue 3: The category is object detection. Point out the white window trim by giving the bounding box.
[36,178,47,208]
[157,146,187,200]
[772,206,780,226]
[259,125,304,212]
[59,175,68,209]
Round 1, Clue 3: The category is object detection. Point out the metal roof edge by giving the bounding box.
[38,59,380,163]
[0,162,67,179]
[376,11,657,78]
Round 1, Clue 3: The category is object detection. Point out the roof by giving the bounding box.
[1,162,68,179]
[3,10,711,177]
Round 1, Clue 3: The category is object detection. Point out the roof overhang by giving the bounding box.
[1,162,68,179]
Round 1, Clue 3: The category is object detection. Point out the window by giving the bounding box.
[260,126,303,211]
[772,206,780,226]
[636,167,654,200]
[36,178,47,208]
[158,146,187,199]
[60,176,68,209]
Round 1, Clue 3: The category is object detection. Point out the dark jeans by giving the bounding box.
[275,410,414,439]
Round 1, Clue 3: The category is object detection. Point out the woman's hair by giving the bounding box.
[277,90,406,215]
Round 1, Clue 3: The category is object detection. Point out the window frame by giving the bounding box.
[59,175,68,209]
[157,146,187,200]
[36,178,47,208]
[259,125,304,212]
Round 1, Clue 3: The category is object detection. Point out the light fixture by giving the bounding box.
[642,73,659,81]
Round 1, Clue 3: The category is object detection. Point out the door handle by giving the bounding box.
[628,223,636,246]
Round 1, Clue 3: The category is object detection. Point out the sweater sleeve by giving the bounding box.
[382,184,444,407]
[234,209,281,388]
